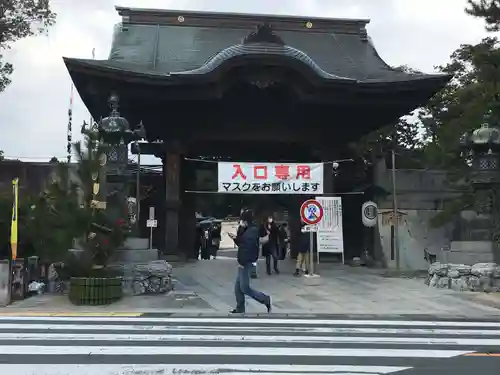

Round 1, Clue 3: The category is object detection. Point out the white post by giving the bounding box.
[136,142,141,232]
[309,231,314,275]
[148,206,155,251]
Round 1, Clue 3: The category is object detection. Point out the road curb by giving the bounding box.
[0,312,144,317]
[139,312,500,321]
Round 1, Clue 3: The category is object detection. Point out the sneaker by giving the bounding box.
[274,269,280,275]
[265,297,272,313]
[230,308,245,314]
[293,269,300,277]
[304,270,309,275]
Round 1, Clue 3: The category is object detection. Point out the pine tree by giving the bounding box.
[466,0,500,30]
[0,0,56,91]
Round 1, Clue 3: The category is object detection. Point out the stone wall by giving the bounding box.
[427,262,500,292]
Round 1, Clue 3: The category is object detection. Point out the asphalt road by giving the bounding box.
[0,314,498,374]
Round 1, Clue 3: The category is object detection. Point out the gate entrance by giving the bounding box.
[65,7,450,262]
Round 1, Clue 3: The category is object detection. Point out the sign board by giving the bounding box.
[90,200,106,209]
[315,197,344,258]
[146,219,157,228]
[362,201,378,227]
[300,199,324,225]
[301,224,318,233]
[218,162,324,194]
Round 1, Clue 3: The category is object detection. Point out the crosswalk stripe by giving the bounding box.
[0,364,412,375]
[0,345,472,357]
[0,315,498,374]
[0,333,498,346]
[2,323,498,336]
[1,315,499,327]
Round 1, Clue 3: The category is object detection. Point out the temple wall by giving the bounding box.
[373,161,458,270]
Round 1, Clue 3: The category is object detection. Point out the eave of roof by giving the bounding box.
[63,56,451,91]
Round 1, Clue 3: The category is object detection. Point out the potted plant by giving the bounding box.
[66,133,130,305]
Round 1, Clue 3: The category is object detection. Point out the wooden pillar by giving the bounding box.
[179,158,197,259]
[164,147,182,256]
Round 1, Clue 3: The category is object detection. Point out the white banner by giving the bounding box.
[316,197,344,255]
[218,162,323,194]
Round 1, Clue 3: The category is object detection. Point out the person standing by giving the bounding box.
[277,223,289,260]
[294,221,310,276]
[229,209,271,314]
[259,215,280,275]
[232,208,258,278]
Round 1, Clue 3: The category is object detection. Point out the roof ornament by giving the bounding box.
[243,23,285,46]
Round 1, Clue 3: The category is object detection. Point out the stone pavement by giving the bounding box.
[2,221,500,317]
[171,250,500,317]
[2,253,500,317]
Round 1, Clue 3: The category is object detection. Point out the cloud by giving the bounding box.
[0,0,488,162]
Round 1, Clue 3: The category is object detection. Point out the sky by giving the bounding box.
[0,0,490,164]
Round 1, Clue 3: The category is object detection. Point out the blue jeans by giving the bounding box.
[234,263,269,312]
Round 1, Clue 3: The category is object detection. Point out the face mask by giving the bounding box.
[268,218,273,223]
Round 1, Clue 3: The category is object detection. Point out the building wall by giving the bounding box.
[373,160,458,270]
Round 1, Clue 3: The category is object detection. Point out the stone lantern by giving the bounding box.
[460,122,500,191]
[460,121,500,263]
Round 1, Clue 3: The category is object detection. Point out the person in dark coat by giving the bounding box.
[277,223,289,260]
[259,215,280,275]
[294,221,310,276]
[230,209,271,314]
[231,207,257,278]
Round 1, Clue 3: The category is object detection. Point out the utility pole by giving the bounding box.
[391,148,400,270]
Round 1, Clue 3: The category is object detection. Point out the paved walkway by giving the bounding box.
[2,222,500,317]
[172,250,500,317]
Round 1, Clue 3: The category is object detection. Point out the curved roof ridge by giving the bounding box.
[169,43,355,82]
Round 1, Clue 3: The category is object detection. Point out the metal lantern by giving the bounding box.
[98,93,146,145]
[460,122,500,188]
[99,93,130,144]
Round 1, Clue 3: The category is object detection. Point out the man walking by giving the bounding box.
[230,208,271,314]
[233,207,257,278]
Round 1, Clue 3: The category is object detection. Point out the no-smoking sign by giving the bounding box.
[300,199,324,225]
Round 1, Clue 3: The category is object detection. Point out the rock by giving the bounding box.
[449,264,472,276]
[492,278,500,292]
[448,269,460,278]
[437,277,450,289]
[492,266,500,279]
[471,263,497,277]
[428,262,448,276]
[467,276,481,291]
[427,262,500,293]
[429,274,440,288]
[450,276,470,292]
[108,260,174,296]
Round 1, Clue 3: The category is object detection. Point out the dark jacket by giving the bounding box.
[234,224,260,266]
[298,226,310,254]
[259,222,279,256]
